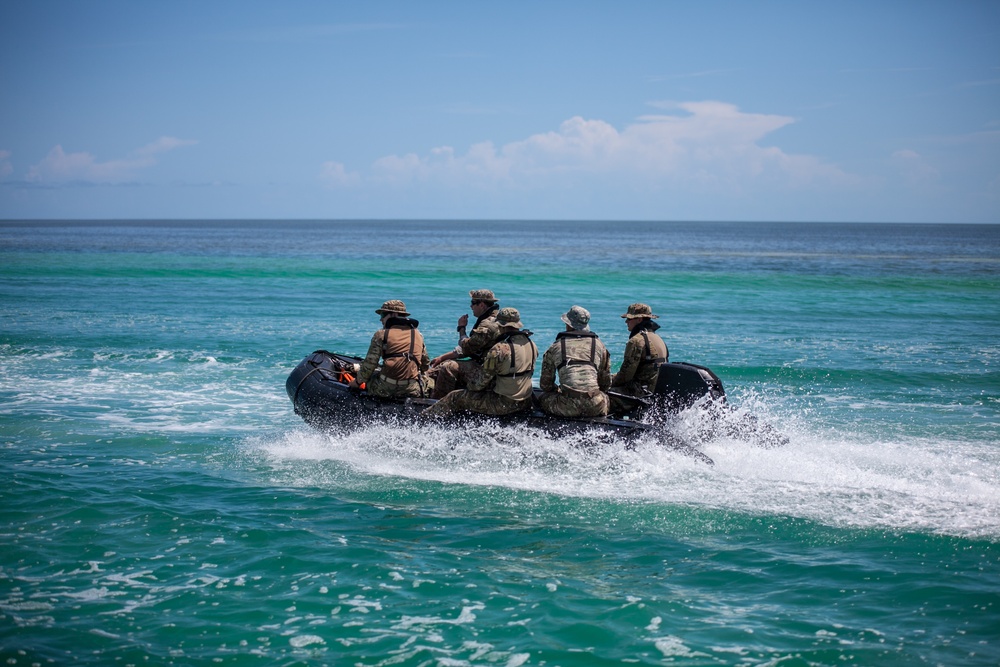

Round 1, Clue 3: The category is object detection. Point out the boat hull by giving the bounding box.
[285,351,740,463]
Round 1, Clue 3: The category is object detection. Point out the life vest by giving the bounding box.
[637,330,668,365]
[491,330,537,400]
[379,318,424,381]
[615,320,670,390]
[553,331,606,396]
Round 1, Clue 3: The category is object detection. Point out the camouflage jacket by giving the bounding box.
[357,318,430,384]
[540,331,611,396]
[611,321,668,391]
[481,329,538,400]
[456,305,502,362]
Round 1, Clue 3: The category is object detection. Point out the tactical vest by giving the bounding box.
[553,331,606,396]
[492,331,538,400]
[637,330,668,364]
[633,329,668,385]
[379,320,423,381]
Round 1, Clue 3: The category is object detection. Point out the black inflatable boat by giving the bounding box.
[285,350,789,464]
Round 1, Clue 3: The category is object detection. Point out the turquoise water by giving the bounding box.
[2,220,999,666]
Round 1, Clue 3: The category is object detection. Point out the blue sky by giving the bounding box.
[1,1,997,222]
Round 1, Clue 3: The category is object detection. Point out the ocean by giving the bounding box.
[1,220,998,666]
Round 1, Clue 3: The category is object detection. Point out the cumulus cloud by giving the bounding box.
[0,150,12,178]
[357,101,852,193]
[25,136,197,184]
[319,161,361,188]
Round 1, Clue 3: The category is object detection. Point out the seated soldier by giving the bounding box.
[538,305,611,418]
[429,289,502,399]
[349,300,430,398]
[421,307,537,419]
[609,302,668,414]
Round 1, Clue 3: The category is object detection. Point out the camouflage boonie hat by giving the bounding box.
[375,299,409,316]
[469,289,497,303]
[621,303,658,319]
[496,307,523,329]
[560,305,591,331]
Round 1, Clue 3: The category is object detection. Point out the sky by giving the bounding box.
[0,1,998,223]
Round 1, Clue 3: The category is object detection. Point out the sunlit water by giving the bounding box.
[2,220,998,665]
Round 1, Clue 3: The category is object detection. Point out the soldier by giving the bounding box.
[609,303,669,406]
[428,289,503,399]
[421,307,537,419]
[348,300,431,398]
[538,306,612,418]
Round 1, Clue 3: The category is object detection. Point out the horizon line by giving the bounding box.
[1,218,996,226]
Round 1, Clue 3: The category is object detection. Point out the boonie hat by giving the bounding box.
[496,307,523,329]
[375,299,409,316]
[469,289,497,303]
[560,305,591,331]
[621,303,658,319]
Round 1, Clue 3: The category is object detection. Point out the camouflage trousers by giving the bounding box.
[430,359,489,399]
[539,389,609,418]
[366,373,431,399]
[421,389,529,419]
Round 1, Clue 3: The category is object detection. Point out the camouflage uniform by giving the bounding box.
[610,303,668,400]
[357,300,431,398]
[423,308,537,419]
[538,306,612,418]
[431,290,503,399]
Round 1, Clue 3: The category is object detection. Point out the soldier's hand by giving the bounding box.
[457,314,469,328]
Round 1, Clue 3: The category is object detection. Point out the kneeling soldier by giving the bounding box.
[539,306,611,418]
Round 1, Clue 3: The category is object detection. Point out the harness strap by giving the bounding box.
[508,335,516,374]
[380,326,425,395]
[556,334,599,371]
[381,327,418,363]
[640,330,667,364]
[497,333,535,378]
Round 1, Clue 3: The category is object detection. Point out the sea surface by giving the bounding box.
[1,220,998,666]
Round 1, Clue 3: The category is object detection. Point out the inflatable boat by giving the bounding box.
[285,350,785,463]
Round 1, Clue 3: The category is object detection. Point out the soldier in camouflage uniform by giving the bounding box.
[609,303,669,413]
[538,306,612,418]
[422,307,537,419]
[429,289,503,399]
[348,300,431,398]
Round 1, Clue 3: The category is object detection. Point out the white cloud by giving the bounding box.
[319,161,361,188]
[0,150,12,178]
[359,101,853,194]
[25,137,196,184]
